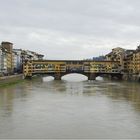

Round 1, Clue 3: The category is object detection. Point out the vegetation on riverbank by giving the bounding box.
[0,74,24,88]
[0,79,24,88]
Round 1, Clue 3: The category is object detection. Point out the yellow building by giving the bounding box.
[123,46,140,74]
[105,47,125,71]
[23,60,66,77]
[123,54,133,73]
[132,50,140,74]
[89,61,120,73]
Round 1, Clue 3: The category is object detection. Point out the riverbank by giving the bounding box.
[0,74,24,87]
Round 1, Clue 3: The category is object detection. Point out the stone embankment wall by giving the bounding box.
[0,74,24,86]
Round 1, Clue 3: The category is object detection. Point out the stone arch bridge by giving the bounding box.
[23,60,122,80]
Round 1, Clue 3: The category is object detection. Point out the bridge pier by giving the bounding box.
[109,74,123,80]
[54,73,61,80]
[88,73,97,80]
[24,76,32,79]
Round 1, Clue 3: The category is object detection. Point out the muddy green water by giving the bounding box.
[0,75,140,139]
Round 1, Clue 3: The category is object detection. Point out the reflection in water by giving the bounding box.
[0,75,140,139]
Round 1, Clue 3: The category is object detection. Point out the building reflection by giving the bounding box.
[0,79,39,116]
[0,88,14,116]
[104,81,140,112]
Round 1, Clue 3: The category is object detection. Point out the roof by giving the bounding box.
[32,60,120,63]
[1,41,13,45]
[105,52,113,57]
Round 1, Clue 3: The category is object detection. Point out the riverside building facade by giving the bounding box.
[0,41,44,76]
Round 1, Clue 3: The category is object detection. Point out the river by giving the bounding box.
[0,74,140,139]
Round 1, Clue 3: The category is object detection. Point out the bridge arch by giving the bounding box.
[95,76,104,81]
[61,73,88,81]
[42,76,55,82]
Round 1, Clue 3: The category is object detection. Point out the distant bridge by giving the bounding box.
[23,60,122,80]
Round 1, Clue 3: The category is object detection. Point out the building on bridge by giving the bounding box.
[23,60,122,80]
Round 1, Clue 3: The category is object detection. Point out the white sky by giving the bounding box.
[0,0,140,59]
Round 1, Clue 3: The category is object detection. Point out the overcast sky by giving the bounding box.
[0,0,140,59]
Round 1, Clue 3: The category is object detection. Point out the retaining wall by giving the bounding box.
[0,74,24,86]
